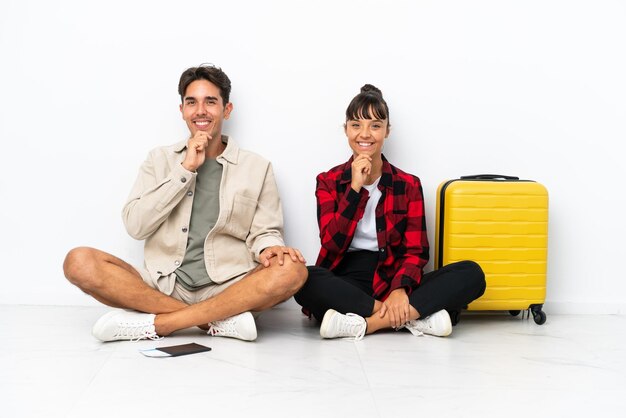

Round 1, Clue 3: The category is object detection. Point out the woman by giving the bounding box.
[295,84,486,340]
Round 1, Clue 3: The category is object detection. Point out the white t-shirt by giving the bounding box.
[349,177,382,252]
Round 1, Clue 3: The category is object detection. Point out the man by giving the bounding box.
[63,64,308,342]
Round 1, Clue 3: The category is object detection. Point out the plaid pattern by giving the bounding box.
[315,155,430,300]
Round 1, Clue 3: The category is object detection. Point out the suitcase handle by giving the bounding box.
[460,174,520,180]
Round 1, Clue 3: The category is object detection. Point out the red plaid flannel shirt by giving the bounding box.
[315,155,430,300]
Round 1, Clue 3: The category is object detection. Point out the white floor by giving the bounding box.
[2,301,625,418]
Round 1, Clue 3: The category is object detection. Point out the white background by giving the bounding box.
[1,0,624,313]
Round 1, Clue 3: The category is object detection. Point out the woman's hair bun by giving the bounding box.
[360,84,383,96]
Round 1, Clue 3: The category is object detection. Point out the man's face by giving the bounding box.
[180,79,232,138]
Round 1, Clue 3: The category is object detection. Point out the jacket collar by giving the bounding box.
[340,154,393,189]
[173,135,239,164]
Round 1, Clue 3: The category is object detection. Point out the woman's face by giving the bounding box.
[345,115,389,158]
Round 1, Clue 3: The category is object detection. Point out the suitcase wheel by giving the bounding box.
[532,310,547,325]
[509,310,521,317]
[530,304,547,325]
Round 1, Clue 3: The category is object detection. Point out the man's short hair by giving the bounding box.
[178,64,232,105]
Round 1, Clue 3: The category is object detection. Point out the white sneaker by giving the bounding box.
[92,309,160,342]
[207,312,257,341]
[404,309,452,337]
[320,309,366,341]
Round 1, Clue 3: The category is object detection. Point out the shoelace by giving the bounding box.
[402,320,424,337]
[130,331,162,343]
[113,321,161,342]
[340,313,366,341]
[207,317,239,337]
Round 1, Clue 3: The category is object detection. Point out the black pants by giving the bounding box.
[294,251,486,322]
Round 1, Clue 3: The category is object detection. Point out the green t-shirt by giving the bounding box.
[175,159,222,290]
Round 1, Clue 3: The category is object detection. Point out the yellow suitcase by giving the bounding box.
[435,175,549,324]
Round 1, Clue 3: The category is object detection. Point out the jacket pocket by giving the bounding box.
[226,194,258,240]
